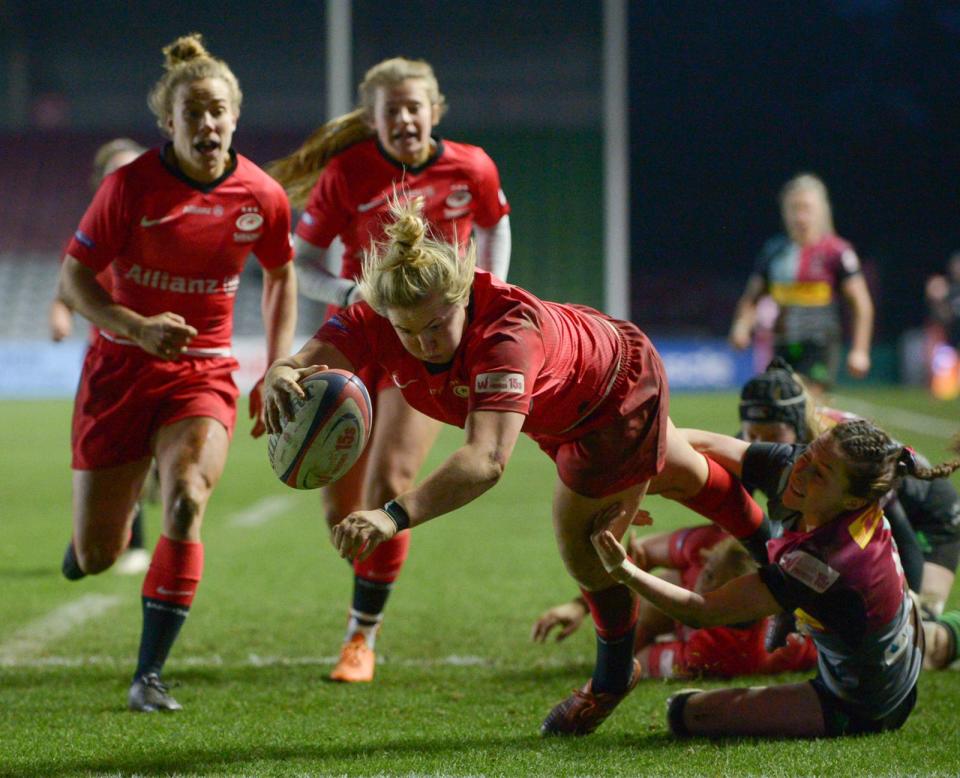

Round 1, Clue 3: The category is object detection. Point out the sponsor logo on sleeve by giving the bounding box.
[74,229,95,249]
[780,549,839,593]
[475,372,524,394]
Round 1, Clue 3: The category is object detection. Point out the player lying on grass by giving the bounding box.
[532,525,817,679]
[592,419,960,738]
[263,194,775,736]
[735,358,960,669]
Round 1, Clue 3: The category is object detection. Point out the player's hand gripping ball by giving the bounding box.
[268,369,372,489]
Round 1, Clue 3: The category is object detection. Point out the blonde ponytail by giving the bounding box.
[266,110,372,209]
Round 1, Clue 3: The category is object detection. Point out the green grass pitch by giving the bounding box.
[1,388,958,776]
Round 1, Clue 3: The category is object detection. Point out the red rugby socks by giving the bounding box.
[135,536,203,678]
[680,456,771,563]
[581,584,639,693]
[347,530,411,648]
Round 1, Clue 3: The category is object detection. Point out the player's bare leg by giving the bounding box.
[67,458,152,577]
[329,389,441,682]
[667,683,826,738]
[128,417,228,712]
[541,481,646,735]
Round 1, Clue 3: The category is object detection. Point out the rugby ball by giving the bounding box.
[267,369,372,489]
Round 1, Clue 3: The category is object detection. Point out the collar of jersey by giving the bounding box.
[160,143,238,192]
[375,136,444,175]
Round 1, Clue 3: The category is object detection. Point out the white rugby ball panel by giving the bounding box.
[268,370,372,489]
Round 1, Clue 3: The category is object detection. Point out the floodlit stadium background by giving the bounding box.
[3,1,960,395]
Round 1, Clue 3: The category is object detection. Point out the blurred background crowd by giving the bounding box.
[2,0,960,395]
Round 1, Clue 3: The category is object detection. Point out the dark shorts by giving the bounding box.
[532,318,669,498]
[774,340,840,388]
[72,338,239,470]
[809,677,918,737]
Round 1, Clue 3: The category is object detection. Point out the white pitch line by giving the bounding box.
[0,594,122,663]
[1,653,519,670]
[228,495,297,527]
[831,394,958,440]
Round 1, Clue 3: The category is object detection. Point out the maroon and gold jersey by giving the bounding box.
[750,442,922,717]
[318,270,660,446]
[296,137,509,282]
[66,145,293,352]
[754,233,861,345]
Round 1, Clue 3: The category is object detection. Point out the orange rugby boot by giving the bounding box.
[329,633,375,682]
[540,658,641,736]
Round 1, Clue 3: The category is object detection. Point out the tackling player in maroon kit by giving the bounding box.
[263,196,773,736]
[56,34,296,712]
[596,420,959,738]
[268,57,511,683]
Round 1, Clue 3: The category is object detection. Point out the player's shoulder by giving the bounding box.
[438,138,498,171]
[755,234,789,266]
[818,233,856,259]
[233,153,291,211]
[471,272,542,331]
[108,147,163,188]
[326,138,381,173]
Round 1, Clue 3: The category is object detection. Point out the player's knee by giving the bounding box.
[561,555,611,592]
[168,478,205,537]
[75,541,122,575]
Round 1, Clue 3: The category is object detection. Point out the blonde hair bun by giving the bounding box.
[162,33,209,70]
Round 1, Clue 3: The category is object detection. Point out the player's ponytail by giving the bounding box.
[268,57,447,209]
[266,110,373,209]
[832,421,960,502]
[147,33,242,133]
[359,195,474,314]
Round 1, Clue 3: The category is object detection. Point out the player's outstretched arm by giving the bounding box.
[678,429,749,477]
[331,410,525,562]
[531,598,589,643]
[591,530,780,628]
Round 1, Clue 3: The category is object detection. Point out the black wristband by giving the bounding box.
[382,499,411,532]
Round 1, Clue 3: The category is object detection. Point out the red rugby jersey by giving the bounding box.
[296,137,509,281]
[318,270,634,441]
[66,146,293,352]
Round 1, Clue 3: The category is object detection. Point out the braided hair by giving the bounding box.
[830,419,960,502]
